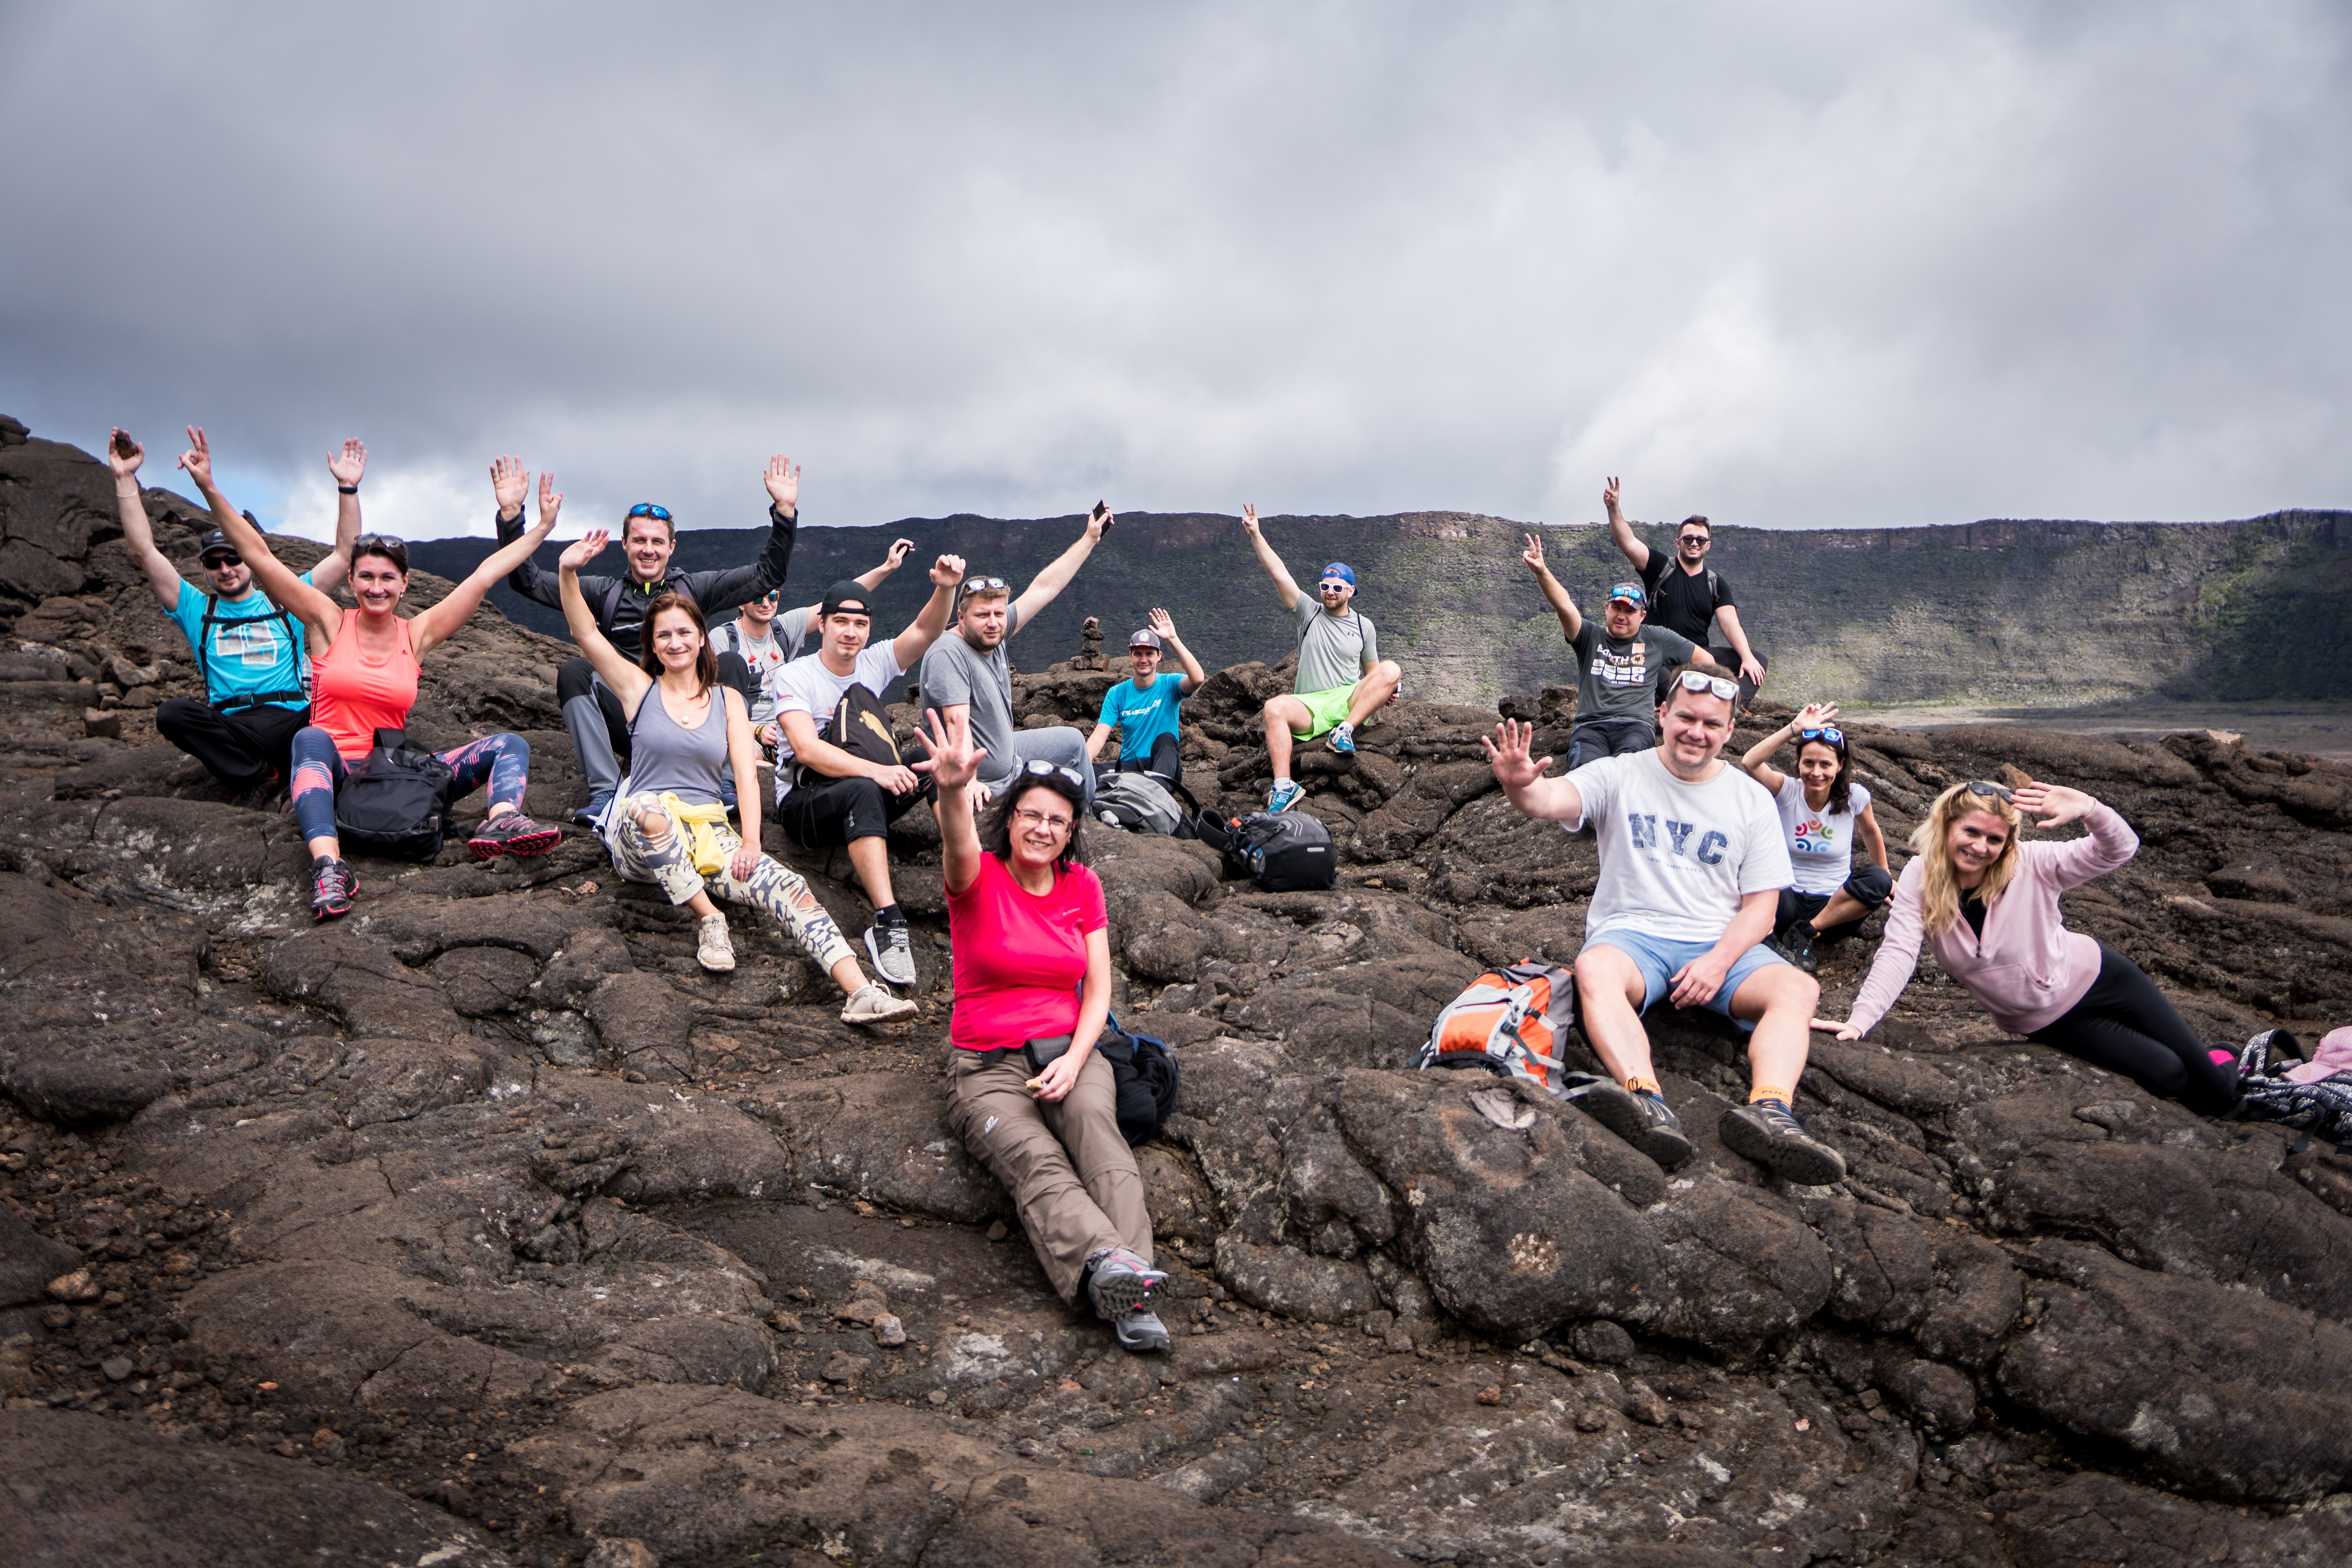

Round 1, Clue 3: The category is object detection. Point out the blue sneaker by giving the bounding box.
[1328,723,1356,755]
[1266,779,1305,813]
[570,790,613,830]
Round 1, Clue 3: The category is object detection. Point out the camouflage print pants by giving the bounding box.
[604,793,855,975]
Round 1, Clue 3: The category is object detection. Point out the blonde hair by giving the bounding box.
[1912,782,2025,937]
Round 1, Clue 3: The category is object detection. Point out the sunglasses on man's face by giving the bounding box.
[1679,534,1711,547]
[625,503,672,523]
[1965,780,2015,803]
[1799,726,1844,745]
[202,553,243,569]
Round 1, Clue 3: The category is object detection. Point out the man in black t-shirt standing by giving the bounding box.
[1521,531,1730,768]
[1602,476,1768,708]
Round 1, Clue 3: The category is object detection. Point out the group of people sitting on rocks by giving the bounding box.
[115,428,2314,1356]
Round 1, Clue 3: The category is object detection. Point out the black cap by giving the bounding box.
[198,529,236,562]
[819,581,872,619]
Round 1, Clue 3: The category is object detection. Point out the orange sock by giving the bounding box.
[1749,1085,1791,1105]
[1625,1076,1661,1095]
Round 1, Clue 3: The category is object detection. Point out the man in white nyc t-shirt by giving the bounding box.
[770,557,965,988]
[1485,669,1843,1186]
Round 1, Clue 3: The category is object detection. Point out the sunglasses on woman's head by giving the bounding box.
[355,532,405,551]
[1965,780,2014,803]
[1673,669,1740,701]
[1022,758,1085,788]
[1799,726,1844,744]
[625,503,672,522]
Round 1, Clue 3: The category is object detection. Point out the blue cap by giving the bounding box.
[1607,582,1647,607]
[1319,562,1356,586]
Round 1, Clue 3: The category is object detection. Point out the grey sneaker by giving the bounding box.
[841,983,918,1027]
[1085,1246,1171,1353]
[1719,1098,1847,1186]
[1577,1082,1695,1170]
[864,920,916,988]
[696,913,735,973]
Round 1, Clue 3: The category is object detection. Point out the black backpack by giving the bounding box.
[791,682,908,792]
[1196,809,1339,892]
[1097,1024,1181,1145]
[333,728,455,860]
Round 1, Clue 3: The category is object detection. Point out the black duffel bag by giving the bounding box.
[1095,1022,1181,1145]
[1195,808,1338,892]
[333,728,454,860]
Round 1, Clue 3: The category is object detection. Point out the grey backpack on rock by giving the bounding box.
[1091,771,1186,835]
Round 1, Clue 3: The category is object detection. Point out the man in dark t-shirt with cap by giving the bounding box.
[1601,475,1768,706]
[1521,530,1730,768]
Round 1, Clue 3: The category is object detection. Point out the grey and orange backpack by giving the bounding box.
[1408,961,1586,1098]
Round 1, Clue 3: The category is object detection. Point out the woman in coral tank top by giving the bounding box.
[189,430,564,919]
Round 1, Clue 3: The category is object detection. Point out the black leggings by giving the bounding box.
[2028,945,2237,1116]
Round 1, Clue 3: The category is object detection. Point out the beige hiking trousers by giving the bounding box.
[946,1047,1152,1305]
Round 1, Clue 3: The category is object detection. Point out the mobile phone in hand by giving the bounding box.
[1091,500,1112,532]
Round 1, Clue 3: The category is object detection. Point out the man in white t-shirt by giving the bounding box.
[1485,670,1843,1185]
[771,556,965,988]
[710,537,916,748]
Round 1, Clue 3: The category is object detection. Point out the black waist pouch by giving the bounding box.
[1023,1035,1074,1076]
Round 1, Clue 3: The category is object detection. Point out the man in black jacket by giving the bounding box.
[494,453,803,824]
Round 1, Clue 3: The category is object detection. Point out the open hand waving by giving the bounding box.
[328,439,367,489]
[2011,781,2096,829]
[911,707,987,793]
[559,528,610,573]
[765,456,800,515]
[490,455,530,517]
[1482,719,1552,791]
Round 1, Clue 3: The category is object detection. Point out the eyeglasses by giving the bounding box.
[201,553,242,568]
[1022,758,1085,787]
[1798,726,1844,744]
[1965,780,2015,803]
[1013,808,1074,833]
[624,503,671,522]
[1673,669,1739,701]
[959,576,1010,601]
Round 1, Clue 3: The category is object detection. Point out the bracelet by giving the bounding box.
[337,484,359,494]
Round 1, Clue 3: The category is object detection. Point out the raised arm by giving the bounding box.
[1009,504,1109,629]
[1240,503,1301,610]
[555,528,653,709]
[410,471,561,658]
[1521,532,1581,642]
[2013,785,2137,891]
[181,427,341,642]
[1602,475,1651,573]
[1149,608,1206,691]
[1737,701,1837,794]
[1482,719,1585,825]
[889,553,966,668]
[685,456,804,608]
[861,537,914,593]
[914,708,989,897]
[106,431,184,606]
[313,439,366,595]
[488,454,564,610]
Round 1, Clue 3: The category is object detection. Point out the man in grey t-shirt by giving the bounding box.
[918,504,1112,807]
[1520,530,1728,769]
[1238,504,1403,813]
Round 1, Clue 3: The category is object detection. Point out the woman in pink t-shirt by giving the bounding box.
[921,711,1169,1354]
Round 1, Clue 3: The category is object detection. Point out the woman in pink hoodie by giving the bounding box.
[1813,778,2239,1114]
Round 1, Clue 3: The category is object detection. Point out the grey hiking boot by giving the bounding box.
[864,920,916,988]
[1719,1098,1847,1186]
[1577,1082,1695,1170]
[841,983,918,1027]
[1085,1246,1171,1353]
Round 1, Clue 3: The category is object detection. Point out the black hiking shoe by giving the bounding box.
[1578,1082,1695,1170]
[227,772,284,812]
[311,857,358,921]
[1767,924,1819,975]
[1719,1098,1847,1185]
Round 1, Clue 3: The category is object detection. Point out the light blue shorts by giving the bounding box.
[1583,929,1791,1032]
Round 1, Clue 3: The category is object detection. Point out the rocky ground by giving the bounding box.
[7,416,2352,1566]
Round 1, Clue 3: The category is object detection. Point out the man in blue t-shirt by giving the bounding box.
[1085,609,1204,785]
[109,426,361,807]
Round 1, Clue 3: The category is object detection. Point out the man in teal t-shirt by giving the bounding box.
[108,426,360,806]
[1085,610,1205,784]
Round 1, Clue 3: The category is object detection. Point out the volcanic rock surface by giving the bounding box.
[7,418,2352,1566]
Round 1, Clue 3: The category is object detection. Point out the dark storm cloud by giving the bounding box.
[3,1,2347,541]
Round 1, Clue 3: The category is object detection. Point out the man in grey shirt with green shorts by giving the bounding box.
[1238,503,1402,812]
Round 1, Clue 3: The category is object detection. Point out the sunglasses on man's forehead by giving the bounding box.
[959,576,1010,601]
[1672,669,1739,702]
[624,503,672,523]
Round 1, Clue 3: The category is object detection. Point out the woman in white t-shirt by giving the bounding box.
[1738,702,1890,974]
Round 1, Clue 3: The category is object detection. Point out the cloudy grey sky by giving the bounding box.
[4,2,2347,541]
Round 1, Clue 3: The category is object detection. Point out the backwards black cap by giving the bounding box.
[819,581,871,619]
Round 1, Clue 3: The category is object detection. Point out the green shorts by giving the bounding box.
[1290,686,1357,739]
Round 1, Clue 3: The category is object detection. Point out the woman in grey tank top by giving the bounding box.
[557,528,915,1027]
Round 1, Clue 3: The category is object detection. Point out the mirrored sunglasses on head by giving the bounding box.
[1965,780,2015,803]
[625,503,672,522]
[1673,669,1739,701]
[959,575,1010,603]
[1798,726,1844,744]
[355,532,405,551]
[1021,757,1085,788]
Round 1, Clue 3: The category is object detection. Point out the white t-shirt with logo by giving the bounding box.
[768,644,907,804]
[1775,775,1873,896]
[1565,750,1793,943]
[710,608,813,726]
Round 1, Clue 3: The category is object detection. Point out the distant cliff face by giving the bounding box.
[415,505,2352,709]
